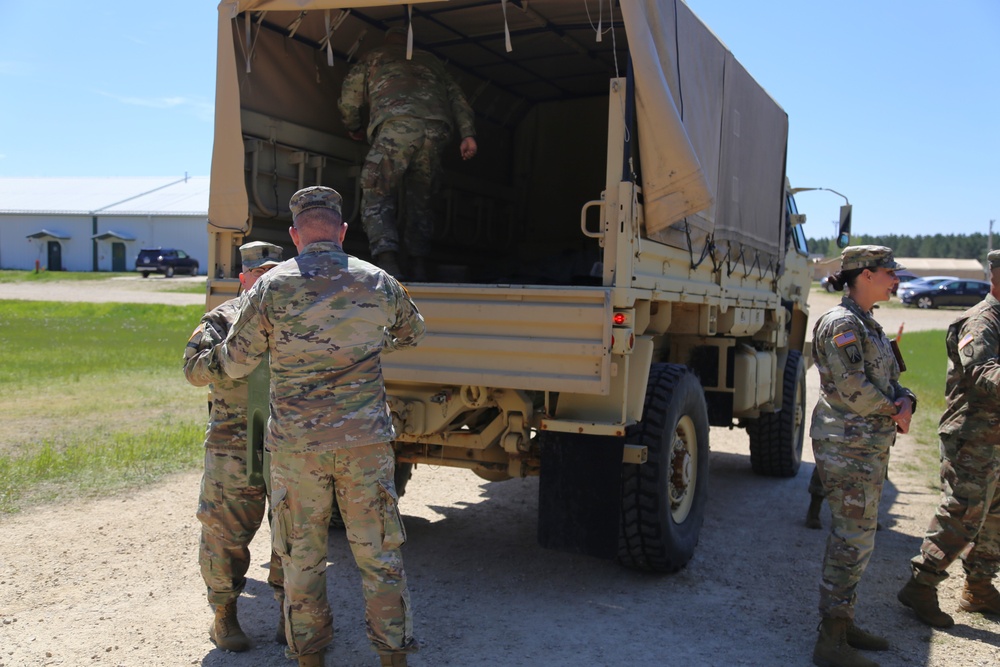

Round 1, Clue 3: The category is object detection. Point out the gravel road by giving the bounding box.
[1,283,997,667]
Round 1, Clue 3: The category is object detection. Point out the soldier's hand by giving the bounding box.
[460,136,478,160]
[891,396,913,434]
[348,129,366,142]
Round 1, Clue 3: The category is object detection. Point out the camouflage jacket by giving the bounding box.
[939,293,1000,440]
[338,43,476,142]
[217,242,426,453]
[809,296,915,444]
[183,298,249,451]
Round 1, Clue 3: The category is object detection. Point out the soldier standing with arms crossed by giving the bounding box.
[809,246,915,667]
[184,241,285,652]
[214,186,426,667]
[339,25,477,281]
[897,249,1000,627]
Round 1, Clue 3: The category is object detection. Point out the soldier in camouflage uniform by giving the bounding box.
[184,241,285,652]
[214,186,426,667]
[897,249,1000,628]
[338,25,477,281]
[809,245,915,667]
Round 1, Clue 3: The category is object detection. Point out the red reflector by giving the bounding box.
[613,313,626,325]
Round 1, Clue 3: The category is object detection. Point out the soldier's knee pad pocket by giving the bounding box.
[841,486,877,522]
[378,479,407,550]
[361,152,391,193]
[270,487,292,559]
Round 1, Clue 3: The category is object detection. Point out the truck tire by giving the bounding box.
[165,266,174,278]
[330,460,413,529]
[746,349,806,477]
[141,272,150,278]
[618,363,709,573]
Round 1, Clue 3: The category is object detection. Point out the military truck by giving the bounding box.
[208,0,848,573]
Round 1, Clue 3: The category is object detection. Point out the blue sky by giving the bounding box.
[0,1,997,240]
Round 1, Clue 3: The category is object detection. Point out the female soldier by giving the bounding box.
[810,245,915,667]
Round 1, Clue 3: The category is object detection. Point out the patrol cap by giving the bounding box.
[289,186,343,220]
[840,245,905,272]
[239,241,283,270]
[988,249,1000,270]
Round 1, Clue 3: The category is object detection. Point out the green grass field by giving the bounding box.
[892,329,949,480]
[0,300,207,512]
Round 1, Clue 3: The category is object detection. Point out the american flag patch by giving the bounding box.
[958,333,974,350]
[833,331,857,348]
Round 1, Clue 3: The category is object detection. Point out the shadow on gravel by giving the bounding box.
[205,447,949,667]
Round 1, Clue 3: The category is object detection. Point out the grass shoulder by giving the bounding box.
[0,269,135,283]
[0,300,208,513]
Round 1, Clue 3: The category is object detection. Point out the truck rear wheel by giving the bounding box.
[618,363,709,573]
[746,349,806,477]
[330,460,413,529]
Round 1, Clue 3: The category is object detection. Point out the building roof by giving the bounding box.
[0,176,209,216]
[813,256,985,271]
[894,257,985,271]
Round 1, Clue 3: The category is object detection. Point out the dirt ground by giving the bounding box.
[1,286,998,667]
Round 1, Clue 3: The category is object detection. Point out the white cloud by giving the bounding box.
[98,91,214,122]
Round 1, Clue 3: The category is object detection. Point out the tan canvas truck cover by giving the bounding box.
[210,0,787,270]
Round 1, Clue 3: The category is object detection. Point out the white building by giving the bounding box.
[0,176,209,273]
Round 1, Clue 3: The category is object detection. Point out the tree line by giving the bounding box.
[807,233,993,260]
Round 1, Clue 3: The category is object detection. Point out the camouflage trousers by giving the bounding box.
[813,437,891,619]
[197,449,284,606]
[808,466,825,497]
[270,442,415,659]
[911,433,1000,585]
[360,116,451,259]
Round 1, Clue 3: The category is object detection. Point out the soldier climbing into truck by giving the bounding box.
[338,25,478,282]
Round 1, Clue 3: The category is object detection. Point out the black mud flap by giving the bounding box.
[537,432,624,559]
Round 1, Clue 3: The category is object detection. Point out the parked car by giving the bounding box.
[897,274,957,293]
[135,247,199,278]
[891,269,919,295]
[900,279,990,309]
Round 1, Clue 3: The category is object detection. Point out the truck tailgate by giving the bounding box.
[383,285,612,394]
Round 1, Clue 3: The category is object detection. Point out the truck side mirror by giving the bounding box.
[836,204,852,249]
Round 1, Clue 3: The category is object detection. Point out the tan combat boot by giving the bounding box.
[297,650,325,667]
[375,251,403,279]
[897,577,954,628]
[845,622,889,651]
[806,493,824,529]
[208,601,251,652]
[959,578,1000,615]
[380,654,408,667]
[813,617,879,667]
